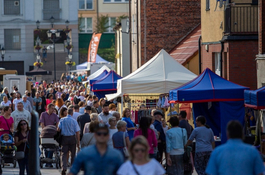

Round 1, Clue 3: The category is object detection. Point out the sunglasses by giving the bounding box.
[20,123,27,126]
[96,132,108,136]
[133,148,146,153]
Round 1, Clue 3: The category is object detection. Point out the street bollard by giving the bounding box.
[29,111,41,175]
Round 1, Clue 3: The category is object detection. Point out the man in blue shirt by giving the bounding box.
[153,111,165,163]
[206,120,264,175]
[58,108,80,175]
[68,123,124,175]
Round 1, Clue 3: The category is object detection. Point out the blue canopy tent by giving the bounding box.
[91,70,122,98]
[89,70,108,85]
[76,55,109,70]
[244,86,265,109]
[169,68,249,143]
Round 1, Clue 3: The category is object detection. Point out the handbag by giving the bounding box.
[123,132,129,157]
[15,131,29,160]
[182,129,189,163]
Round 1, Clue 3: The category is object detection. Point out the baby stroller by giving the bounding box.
[40,125,61,169]
[0,134,16,168]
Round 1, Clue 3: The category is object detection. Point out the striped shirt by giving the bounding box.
[58,115,80,136]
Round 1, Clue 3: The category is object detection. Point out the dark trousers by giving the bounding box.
[61,135,76,170]
[157,142,165,162]
[45,151,54,165]
[17,154,29,175]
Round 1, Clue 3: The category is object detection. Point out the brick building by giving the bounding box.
[201,0,258,89]
[130,0,201,72]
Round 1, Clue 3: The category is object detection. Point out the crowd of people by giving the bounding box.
[0,81,263,175]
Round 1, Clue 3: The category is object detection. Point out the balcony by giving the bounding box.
[225,5,258,35]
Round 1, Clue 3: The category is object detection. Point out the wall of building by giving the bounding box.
[201,0,224,43]
[184,54,199,75]
[228,40,257,89]
[99,0,129,13]
[140,0,201,65]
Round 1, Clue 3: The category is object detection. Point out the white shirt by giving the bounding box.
[11,109,31,131]
[117,159,165,175]
[108,128,118,148]
[0,100,11,107]
[79,96,85,101]
[13,98,23,110]
[98,112,113,124]
[72,112,81,120]
[87,101,93,107]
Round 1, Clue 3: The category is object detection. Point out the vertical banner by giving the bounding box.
[87,33,102,63]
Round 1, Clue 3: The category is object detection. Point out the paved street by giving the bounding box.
[2,163,198,175]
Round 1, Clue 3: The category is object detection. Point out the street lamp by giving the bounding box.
[46,17,69,80]
[0,47,5,62]
[65,20,69,29]
[36,20,40,29]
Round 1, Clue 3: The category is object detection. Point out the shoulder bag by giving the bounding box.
[123,132,129,157]
[15,131,29,159]
[131,161,140,175]
[182,129,193,172]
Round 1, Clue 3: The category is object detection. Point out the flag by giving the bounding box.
[87,33,102,63]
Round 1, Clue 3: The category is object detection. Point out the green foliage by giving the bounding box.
[96,15,109,33]
[116,15,128,23]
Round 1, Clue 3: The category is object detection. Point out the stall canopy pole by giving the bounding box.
[121,94,124,113]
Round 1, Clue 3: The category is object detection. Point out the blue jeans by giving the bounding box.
[17,154,29,175]
[45,151,54,165]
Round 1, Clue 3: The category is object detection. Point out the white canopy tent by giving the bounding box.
[106,49,197,102]
[82,65,110,84]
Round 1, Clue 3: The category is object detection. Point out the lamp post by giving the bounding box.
[0,47,5,68]
[46,16,64,81]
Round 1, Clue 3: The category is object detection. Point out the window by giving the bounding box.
[79,18,93,33]
[104,0,129,2]
[4,0,20,15]
[105,17,116,33]
[206,0,210,11]
[79,0,93,10]
[4,29,21,50]
[214,53,221,76]
[43,0,60,20]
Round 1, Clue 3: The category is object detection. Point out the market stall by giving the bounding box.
[76,54,109,69]
[91,70,122,99]
[169,68,249,143]
[82,65,110,84]
[244,86,265,152]
[106,49,197,112]
[89,70,108,85]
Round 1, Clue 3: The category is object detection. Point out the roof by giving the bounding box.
[244,86,265,109]
[92,70,122,92]
[169,68,249,103]
[106,49,196,100]
[90,70,108,85]
[169,25,201,65]
[76,54,110,70]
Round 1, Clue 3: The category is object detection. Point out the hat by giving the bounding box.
[22,94,27,98]
[154,111,164,117]
[167,111,178,116]
[85,106,92,110]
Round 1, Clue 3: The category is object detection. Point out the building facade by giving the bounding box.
[201,0,258,89]
[130,0,201,72]
[0,0,78,81]
[78,0,129,56]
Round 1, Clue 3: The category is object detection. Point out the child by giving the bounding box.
[2,134,12,144]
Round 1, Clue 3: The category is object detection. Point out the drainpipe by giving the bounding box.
[198,35,202,73]
[129,0,132,73]
[136,0,139,68]
[220,41,224,77]
[97,0,99,29]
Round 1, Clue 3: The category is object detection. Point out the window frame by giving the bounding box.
[79,17,93,33]
[79,0,94,10]
[206,0,210,11]
[103,0,129,3]
[105,17,116,33]
[3,0,22,16]
[4,29,21,50]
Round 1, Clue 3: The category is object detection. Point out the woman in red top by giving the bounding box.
[46,94,53,109]
[134,117,157,158]
[0,106,14,136]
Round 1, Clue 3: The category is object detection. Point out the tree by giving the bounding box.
[96,15,109,33]
[116,15,128,23]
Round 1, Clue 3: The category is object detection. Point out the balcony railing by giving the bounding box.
[225,5,258,35]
